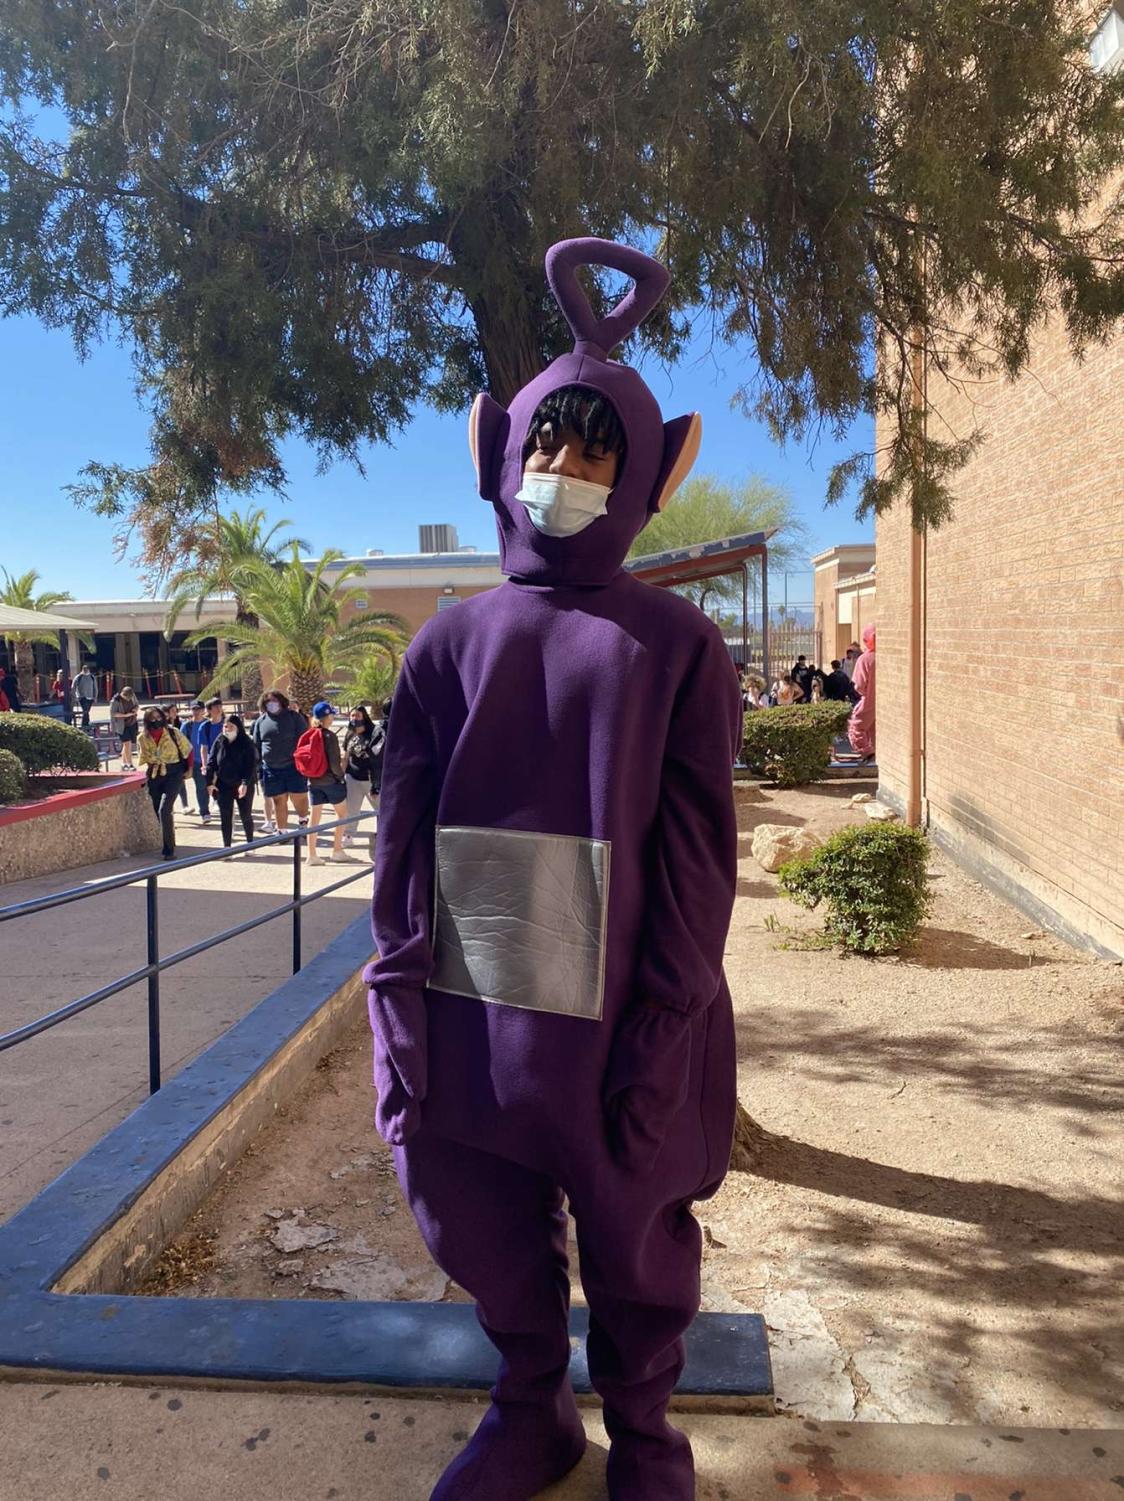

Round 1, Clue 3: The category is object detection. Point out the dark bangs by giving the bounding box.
[522,385,627,464]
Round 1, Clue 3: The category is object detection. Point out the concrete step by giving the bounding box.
[2,1380,1120,1500]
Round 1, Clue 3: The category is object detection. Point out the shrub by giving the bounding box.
[779,822,931,954]
[742,702,852,787]
[0,712,100,775]
[0,747,25,804]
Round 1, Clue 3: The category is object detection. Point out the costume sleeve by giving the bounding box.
[603,628,741,1170]
[362,655,439,1145]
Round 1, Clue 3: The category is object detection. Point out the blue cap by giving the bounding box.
[312,700,336,719]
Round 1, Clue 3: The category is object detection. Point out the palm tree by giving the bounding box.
[164,508,310,706]
[0,570,90,704]
[190,547,407,710]
[343,652,399,711]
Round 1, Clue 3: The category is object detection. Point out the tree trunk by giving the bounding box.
[289,669,323,716]
[449,209,546,408]
[729,1101,775,1173]
[235,603,263,708]
[14,638,35,705]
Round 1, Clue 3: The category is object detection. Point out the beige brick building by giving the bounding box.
[812,544,877,664]
[876,322,1124,958]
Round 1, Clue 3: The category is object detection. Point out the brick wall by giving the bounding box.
[876,322,1124,956]
[347,583,500,637]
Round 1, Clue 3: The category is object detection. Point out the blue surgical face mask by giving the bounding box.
[515,471,611,538]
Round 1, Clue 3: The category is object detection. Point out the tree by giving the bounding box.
[192,546,407,710]
[0,570,89,704]
[164,507,310,707]
[4,1,1123,555]
[343,653,400,713]
[629,474,808,615]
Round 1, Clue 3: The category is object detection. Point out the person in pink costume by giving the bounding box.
[849,623,877,760]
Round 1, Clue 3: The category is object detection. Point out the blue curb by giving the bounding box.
[0,915,773,1400]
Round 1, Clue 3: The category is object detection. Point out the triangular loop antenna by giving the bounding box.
[544,238,671,360]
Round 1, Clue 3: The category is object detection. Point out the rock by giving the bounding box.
[269,1218,339,1254]
[863,802,899,822]
[328,1154,375,1181]
[310,1254,409,1300]
[751,824,821,873]
[274,1258,305,1277]
[850,792,874,804]
[263,1208,286,1220]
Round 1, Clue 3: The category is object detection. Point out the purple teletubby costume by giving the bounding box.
[365,239,741,1500]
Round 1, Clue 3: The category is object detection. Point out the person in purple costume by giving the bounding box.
[365,238,741,1501]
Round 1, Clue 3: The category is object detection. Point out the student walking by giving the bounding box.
[295,702,352,866]
[183,701,213,822]
[252,690,309,833]
[197,696,226,795]
[109,686,140,769]
[342,705,382,850]
[73,664,97,728]
[138,708,193,859]
[206,714,258,849]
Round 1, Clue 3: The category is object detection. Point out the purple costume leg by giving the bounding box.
[394,1131,586,1500]
[573,1182,701,1499]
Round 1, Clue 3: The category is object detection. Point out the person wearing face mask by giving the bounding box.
[342,704,382,852]
[205,714,259,849]
[251,689,309,833]
[368,240,739,1501]
[137,707,194,860]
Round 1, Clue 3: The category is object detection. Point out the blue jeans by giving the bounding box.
[192,767,211,817]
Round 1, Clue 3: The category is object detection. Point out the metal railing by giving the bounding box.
[0,811,377,1096]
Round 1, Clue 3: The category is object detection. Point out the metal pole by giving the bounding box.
[761,547,770,687]
[292,833,302,974]
[740,564,749,674]
[146,875,161,1094]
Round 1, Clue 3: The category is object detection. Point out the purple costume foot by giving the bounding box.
[367,238,741,1501]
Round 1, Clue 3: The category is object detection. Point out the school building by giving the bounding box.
[875,314,1124,959]
[812,544,877,664]
[9,537,503,702]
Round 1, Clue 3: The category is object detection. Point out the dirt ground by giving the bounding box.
[142,780,1124,1428]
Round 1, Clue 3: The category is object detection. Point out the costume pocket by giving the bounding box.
[428,825,611,1021]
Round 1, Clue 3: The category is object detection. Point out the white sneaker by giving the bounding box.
[260,820,277,835]
[201,814,212,825]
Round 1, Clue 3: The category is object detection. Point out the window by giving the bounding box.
[436,595,461,611]
[1091,6,1124,72]
[352,596,368,609]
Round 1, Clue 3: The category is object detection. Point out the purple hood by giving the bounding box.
[469,239,701,587]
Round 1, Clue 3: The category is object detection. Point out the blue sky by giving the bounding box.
[0,311,872,603]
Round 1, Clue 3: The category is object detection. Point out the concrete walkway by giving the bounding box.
[2,1381,1121,1500]
[0,803,373,1222]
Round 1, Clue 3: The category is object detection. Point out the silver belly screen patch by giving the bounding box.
[428,825,610,1020]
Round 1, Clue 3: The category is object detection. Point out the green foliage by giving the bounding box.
[0,713,100,775]
[628,474,807,613]
[4,0,1124,551]
[191,546,408,707]
[341,653,399,710]
[779,823,932,955]
[742,702,852,787]
[0,746,25,803]
[163,507,310,628]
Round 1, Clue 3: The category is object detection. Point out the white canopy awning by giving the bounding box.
[0,604,96,633]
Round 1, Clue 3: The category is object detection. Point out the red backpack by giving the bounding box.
[293,726,328,779]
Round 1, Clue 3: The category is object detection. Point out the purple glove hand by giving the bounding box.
[367,985,427,1146]
[602,1003,693,1172]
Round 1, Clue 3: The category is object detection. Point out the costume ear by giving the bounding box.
[468,393,510,503]
[651,412,702,512]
